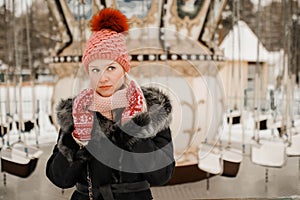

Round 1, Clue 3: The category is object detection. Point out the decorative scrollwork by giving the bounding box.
[111,0,159,27]
[170,0,211,36]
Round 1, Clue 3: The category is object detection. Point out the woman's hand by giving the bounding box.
[121,80,144,124]
[72,88,94,146]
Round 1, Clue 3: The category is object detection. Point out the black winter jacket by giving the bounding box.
[46,87,175,200]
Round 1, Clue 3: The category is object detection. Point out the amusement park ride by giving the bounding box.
[46,0,228,186]
[0,0,300,190]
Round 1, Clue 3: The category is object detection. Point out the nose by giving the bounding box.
[98,71,109,83]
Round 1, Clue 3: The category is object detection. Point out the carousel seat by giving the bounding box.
[167,151,208,185]
[1,143,43,178]
[14,119,39,132]
[256,119,268,130]
[198,150,222,190]
[0,125,8,137]
[227,110,241,125]
[286,134,300,157]
[198,152,223,174]
[251,140,286,168]
[254,114,272,131]
[251,140,286,183]
[221,148,243,177]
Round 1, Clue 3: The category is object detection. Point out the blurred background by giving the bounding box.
[0,0,300,199]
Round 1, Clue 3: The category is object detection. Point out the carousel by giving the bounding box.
[44,0,300,187]
[0,0,299,191]
[45,0,238,186]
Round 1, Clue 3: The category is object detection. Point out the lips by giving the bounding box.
[99,85,112,90]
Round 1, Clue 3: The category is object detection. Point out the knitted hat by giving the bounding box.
[82,8,130,72]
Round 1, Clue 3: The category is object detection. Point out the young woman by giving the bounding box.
[46,8,175,200]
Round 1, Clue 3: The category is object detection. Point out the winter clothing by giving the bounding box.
[72,86,129,143]
[82,8,130,73]
[46,87,175,200]
[72,80,145,144]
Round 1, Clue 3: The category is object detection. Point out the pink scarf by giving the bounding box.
[89,88,128,120]
[72,81,144,145]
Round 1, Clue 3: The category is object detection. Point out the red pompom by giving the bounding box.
[90,8,129,33]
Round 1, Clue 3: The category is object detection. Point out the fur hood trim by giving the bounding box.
[55,98,74,133]
[118,87,172,139]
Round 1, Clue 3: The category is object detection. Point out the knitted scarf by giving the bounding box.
[89,87,128,120]
[72,80,144,145]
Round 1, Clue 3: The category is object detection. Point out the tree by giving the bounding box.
[0,0,59,79]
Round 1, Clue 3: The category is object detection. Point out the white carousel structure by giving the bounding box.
[44,0,248,186]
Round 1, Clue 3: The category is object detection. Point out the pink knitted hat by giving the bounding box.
[82,8,130,72]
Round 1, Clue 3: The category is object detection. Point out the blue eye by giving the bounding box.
[91,68,100,73]
[107,66,116,71]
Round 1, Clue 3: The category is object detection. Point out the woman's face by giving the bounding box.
[88,59,125,97]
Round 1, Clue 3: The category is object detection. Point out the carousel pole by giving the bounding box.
[11,0,22,142]
[4,0,12,148]
[268,0,278,139]
[253,0,262,143]
[0,86,3,143]
[75,0,86,93]
[289,74,295,143]
[25,0,39,148]
[235,0,246,153]
[0,91,3,148]
[8,0,17,140]
[227,0,237,148]
[282,54,289,140]
[227,0,241,148]
[3,0,13,187]
[0,1,6,144]
[208,1,225,151]
[0,61,6,186]
[16,0,25,143]
[281,0,290,141]
[286,1,296,145]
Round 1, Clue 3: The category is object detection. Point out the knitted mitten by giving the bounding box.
[72,88,94,145]
[121,81,144,125]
